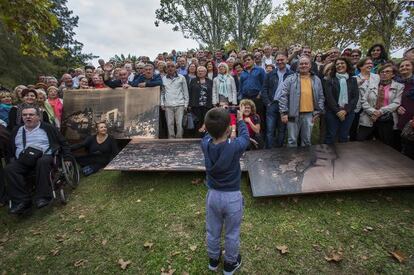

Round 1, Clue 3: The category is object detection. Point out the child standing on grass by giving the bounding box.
[201,107,250,274]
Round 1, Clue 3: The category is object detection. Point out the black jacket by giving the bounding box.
[261,68,294,106]
[10,122,71,159]
[188,78,213,108]
[323,76,359,114]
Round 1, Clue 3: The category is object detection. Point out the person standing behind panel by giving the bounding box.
[323,58,359,144]
[358,63,404,146]
[262,52,293,148]
[161,61,189,138]
[279,56,325,147]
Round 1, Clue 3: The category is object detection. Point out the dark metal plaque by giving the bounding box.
[105,138,248,172]
[62,87,160,140]
[246,142,414,197]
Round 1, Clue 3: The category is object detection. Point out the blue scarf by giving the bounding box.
[0,103,12,124]
[336,73,349,107]
[217,74,229,99]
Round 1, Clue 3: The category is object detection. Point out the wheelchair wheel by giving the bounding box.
[59,188,67,204]
[61,155,80,189]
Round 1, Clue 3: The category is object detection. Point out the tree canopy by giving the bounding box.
[257,0,414,54]
[0,0,95,88]
[155,0,272,49]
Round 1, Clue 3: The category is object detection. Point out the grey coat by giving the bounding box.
[278,73,325,118]
[359,80,404,128]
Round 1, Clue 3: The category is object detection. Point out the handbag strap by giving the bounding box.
[22,127,26,149]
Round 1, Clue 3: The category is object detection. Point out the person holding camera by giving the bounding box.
[4,105,71,214]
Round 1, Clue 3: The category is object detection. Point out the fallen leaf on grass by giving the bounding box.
[363,226,373,232]
[30,230,42,236]
[325,250,343,262]
[149,188,154,192]
[144,241,154,249]
[50,249,60,256]
[390,250,407,263]
[385,196,393,202]
[171,251,181,256]
[181,272,189,275]
[336,211,341,216]
[36,255,46,261]
[191,178,203,185]
[161,267,176,275]
[292,197,299,203]
[189,245,197,251]
[78,214,86,219]
[0,236,9,244]
[276,245,289,254]
[102,239,108,246]
[403,209,410,213]
[335,198,344,203]
[195,211,201,216]
[118,259,132,270]
[361,255,369,260]
[74,259,88,267]
[136,199,142,203]
[55,234,68,243]
[312,244,322,251]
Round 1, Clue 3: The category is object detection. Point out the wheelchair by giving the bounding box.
[49,149,80,204]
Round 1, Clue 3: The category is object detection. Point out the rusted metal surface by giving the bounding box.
[62,87,160,140]
[105,138,248,171]
[247,142,414,197]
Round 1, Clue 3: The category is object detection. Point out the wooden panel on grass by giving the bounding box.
[62,87,160,140]
[105,138,247,172]
[246,142,414,197]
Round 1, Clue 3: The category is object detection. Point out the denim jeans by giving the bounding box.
[206,189,243,263]
[287,112,313,147]
[265,101,286,148]
[165,106,185,138]
[324,111,355,144]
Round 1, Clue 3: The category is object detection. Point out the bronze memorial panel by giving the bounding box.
[62,87,160,140]
[246,142,414,197]
[105,139,248,172]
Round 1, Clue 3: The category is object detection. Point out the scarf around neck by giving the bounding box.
[217,74,229,99]
[336,73,349,107]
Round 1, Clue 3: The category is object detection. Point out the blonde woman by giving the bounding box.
[212,62,237,106]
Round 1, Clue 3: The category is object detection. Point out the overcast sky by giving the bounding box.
[67,0,284,65]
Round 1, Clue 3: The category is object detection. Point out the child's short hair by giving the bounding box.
[204,107,230,139]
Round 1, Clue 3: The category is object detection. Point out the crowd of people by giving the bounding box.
[0,43,414,214]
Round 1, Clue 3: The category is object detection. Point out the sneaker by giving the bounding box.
[208,257,220,271]
[223,254,242,275]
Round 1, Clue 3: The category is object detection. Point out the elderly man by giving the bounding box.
[279,56,325,147]
[124,63,135,82]
[177,57,188,76]
[103,64,132,89]
[58,73,74,97]
[131,64,162,88]
[161,61,189,138]
[290,46,318,75]
[4,105,71,214]
[262,45,275,68]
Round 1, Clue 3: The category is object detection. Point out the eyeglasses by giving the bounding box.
[380,70,393,74]
[22,113,36,117]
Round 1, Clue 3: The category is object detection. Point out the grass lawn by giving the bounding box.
[0,171,413,274]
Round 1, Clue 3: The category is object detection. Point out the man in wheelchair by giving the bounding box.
[4,105,72,214]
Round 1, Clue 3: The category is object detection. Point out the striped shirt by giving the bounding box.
[15,123,50,159]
